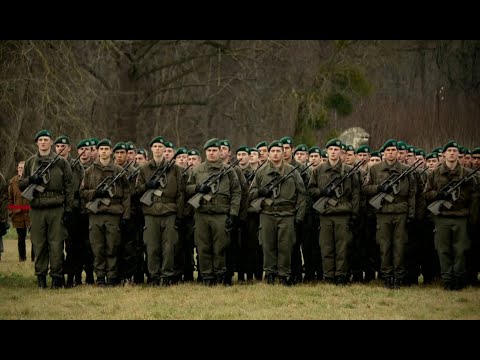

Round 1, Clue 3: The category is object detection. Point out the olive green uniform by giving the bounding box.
[308,161,359,283]
[80,159,130,284]
[19,152,73,282]
[0,172,8,258]
[363,161,416,286]
[136,158,184,284]
[249,161,306,282]
[187,160,241,284]
[424,163,477,289]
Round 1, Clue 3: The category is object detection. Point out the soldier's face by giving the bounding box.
[283,144,292,160]
[135,154,147,165]
[444,147,459,163]
[269,147,283,163]
[357,152,370,163]
[236,151,250,166]
[397,150,407,161]
[250,151,259,164]
[472,156,480,169]
[369,157,381,166]
[309,153,321,166]
[127,150,136,162]
[188,155,201,167]
[405,152,416,165]
[114,150,127,165]
[340,150,347,162]
[426,158,439,171]
[384,146,398,162]
[98,146,112,161]
[258,147,268,162]
[206,147,220,162]
[295,151,308,164]
[175,154,188,168]
[220,145,230,160]
[91,146,98,160]
[327,146,340,161]
[37,136,52,152]
[464,154,472,167]
[55,143,70,158]
[78,146,91,160]
[17,162,25,177]
[345,151,356,165]
[164,148,175,161]
[151,143,165,158]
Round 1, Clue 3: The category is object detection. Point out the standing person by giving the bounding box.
[363,139,416,289]
[256,141,269,165]
[19,130,74,288]
[80,139,131,286]
[0,171,8,261]
[187,149,202,168]
[424,141,477,290]
[187,138,241,285]
[136,136,185,286]
[89,138,99,162]
[126,141,137,163]
[249,140,306,285]
[8,161,32,262]
[135,148,148,166]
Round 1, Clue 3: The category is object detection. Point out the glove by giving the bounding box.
[378,184,392,193]
[95,189,109,198]
[146,180,160,189]
[119,219,128,231]
[258,188,273,197]
[63,211,73,226]
[225,215,238,229]
[29,174,43,185]
[320,187,334,197]
[406,216,415,232]
[175,218,184,229]
[436,191,450,200]
[348,215,359,230]
[195,184,211,194]
[0,222,9,237]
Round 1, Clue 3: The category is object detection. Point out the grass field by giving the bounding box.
[1,232,479,320]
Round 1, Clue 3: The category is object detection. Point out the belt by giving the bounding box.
[200,197,230,206]
[264,204,295,212]
[152,196,176,204]
[35,191,63,198]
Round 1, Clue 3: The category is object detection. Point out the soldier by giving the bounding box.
[249,147,260,171]
[187,138,241,285]
[302,146,323,282]
[0,171,8,262]
[369,151,382,166]
[344,145,356,166]
[467,147,480,285]
[76,139,95,284]
[308,139,360,285]
[471,148,480,170]
[187,149,202,168]
[136,148,148,166]
[396,141,408,164]
[175,147,189,169]
[136,136,184,286]
[186,149,202,281]
[424,141,477,290]
[8,161,32,262]
[249,140,306,285]
[54,135,86,287]
[294,144,309,165]
[80,138,130,286]
[126,141,137,163]
[163,141,176,162]
[256,141,269,165]
[463,149,473,169]
[19,130,73,288]
[363,139,416,289]
[89,138,99,162]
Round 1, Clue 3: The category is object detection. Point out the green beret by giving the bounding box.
[325,138,342,149]
[471,147,480,155]
[370,151,381,158]
[382,139,398,150]
[113,142,127,152]
[137,148,147,157]
[458,146,466,155]
[54,135,70,145]
[355,145,371,154]
[34,129,52,142]
[76,139,91,149]
[294,144,308,154]
[236,145,251,154]
[97,138,112,148]
[415,148,425,157]
[345,144,355,152]
[465,148,472,155]
[443,140,459,153]
[89,138,99,146]
[320,149,328,158]
[220,139,231,149]
[406,145,416,153]
[188,149,200,156]
[280,136,293,146]
[268,140,283,151]
[164,141,174,149]
[204,138,221,150]
[149,136,165,147]
[256,141,268,149]
[175,147,188,157]
[249,147,259,153]
[125,141,136,151]
[425,152,438,160]
[308,146,321,154]
[396,141,407,150]
[432,147,443,154]
[340,143,347,151]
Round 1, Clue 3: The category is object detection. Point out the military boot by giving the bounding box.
[279,276,292,286]
[85,271,95,285]
[266,273,276,285]
[75,273,83,286]
[37,275,47,289]
[51,276,64,289]
[65,274,75,288]
[96,276,106,287]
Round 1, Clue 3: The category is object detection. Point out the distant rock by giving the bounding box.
[338,127,370,149]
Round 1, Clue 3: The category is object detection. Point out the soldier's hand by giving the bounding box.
[195,184,211,194]
[225,215,238,229]
[146,180,160,189]
[174,218,184,229]
[258,188,273,197]
[348,215,359,230]
[436,191,450,200]
[29,174,43,185]
[95,189,109,198]
[63,211,73,226]
[378,184,392,193]
[119,219,128,231]
[320,187,334,197]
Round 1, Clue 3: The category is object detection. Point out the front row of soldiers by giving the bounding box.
[14,129,480,291]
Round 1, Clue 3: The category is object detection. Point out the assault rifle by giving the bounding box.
[85,160,133,214]
[249,162,303,212]
[312,160,366,214]
[181,164,193,175]
[140,158,176,206]
[427,167,479,215]
[369,159,422,210]
[22,147,68,201]
[245,160,267,183]
[71,149,86,168]
[188,158,240,209]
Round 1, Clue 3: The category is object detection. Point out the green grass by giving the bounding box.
[1,237,479,320]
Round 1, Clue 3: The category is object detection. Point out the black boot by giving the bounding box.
[96,276,106,287]
[85,271,95,285]
[37,275,47,289]
[266,273,276,285]
[74,273,83,286]
[51,276,64,289]
[279,276,292,286]
[66,275,75,288]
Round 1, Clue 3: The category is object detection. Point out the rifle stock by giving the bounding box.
[85,198,111,214]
